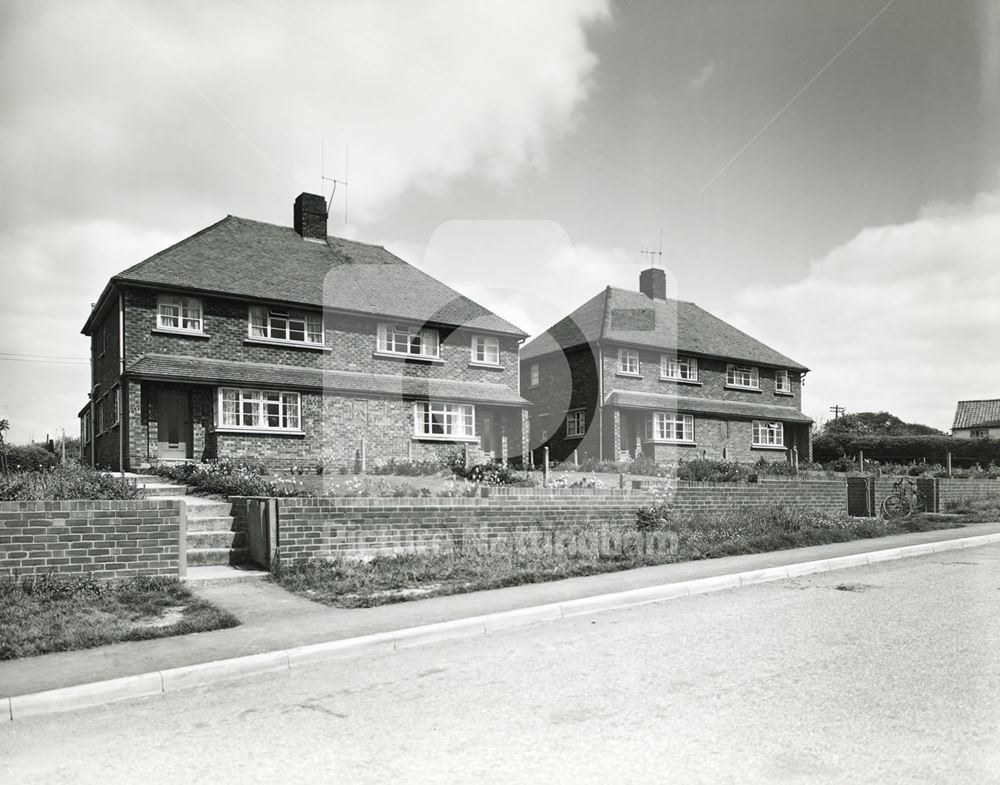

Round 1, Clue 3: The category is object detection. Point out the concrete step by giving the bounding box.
[187,530,244,549]
[142,484,190,497]
[183,565,269,585]
[187,547,250,567]
[186,515,237,532]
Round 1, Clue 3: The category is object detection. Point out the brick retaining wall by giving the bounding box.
[0,500,184,578]
[935,478,1000,509]
[272,479,848,560]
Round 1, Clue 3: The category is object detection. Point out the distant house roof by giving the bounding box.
[125,354,528,407]
[84,216,524,337]
[952,399,1000,430]
[605,390,813,423]
[520,286,807,371]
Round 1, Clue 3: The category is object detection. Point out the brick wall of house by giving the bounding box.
[0,500,183,578]
[272,479,847,560]
[86,296,125,469]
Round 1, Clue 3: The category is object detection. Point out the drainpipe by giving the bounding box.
[596,341,604,462]
[118,291,125,476]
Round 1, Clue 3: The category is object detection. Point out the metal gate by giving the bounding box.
[246,498,277,569]
[847,477,875,517]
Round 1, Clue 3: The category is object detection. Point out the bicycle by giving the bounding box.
[880,477,927,519]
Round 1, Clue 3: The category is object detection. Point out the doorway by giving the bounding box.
[157,389,189,462]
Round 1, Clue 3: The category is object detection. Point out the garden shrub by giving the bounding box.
[676,458,751,483]
[148,459,308,498]
[448,454,527,486]
[2,444,59,472]
[370,458,445,476]
[0,463,145,501]
[813,433,1000,466]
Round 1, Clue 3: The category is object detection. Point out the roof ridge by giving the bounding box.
[605,285,694,305]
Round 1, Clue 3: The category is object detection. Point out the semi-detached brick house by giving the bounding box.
[519,268,812,465]
[79,193,529,472]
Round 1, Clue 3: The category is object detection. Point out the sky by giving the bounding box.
[1,0,999,443]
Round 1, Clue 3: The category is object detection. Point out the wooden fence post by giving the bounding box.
[946,452,952,477]
[858,450,864,472]
[360,438,367,474]
[542,446,549,487]
[573,448,579,467]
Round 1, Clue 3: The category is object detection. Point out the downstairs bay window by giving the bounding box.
[218,388,301,432]
[644,412,694,443]
[414,401,475,440]
[752,420,784,448]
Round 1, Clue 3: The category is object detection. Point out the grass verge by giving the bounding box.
[272,508,968,609]
[0,574,240,660]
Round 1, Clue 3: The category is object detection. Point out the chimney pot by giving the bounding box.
[639,267,667,300]
[294,193,328,240]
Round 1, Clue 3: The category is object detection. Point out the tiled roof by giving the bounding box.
[952,399,1000,429]
[125,354,528,407]
[521,286,807,371]
[106,216,524,336]
[605,390,813,423]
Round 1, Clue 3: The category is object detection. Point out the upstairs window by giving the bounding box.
[378,323,440,358]
[661,355,698,381]
[618,348,640,375]
[414,402,474,438]
[219,388,301,431]
[249,306,322,345]
[529,363,540,387]
[752,420,784,447]
[157,295,203,333]
[471,335,500,365]
[566,409,586,438]
[644,412,694,443]
[775,370,791,393]
[726,364,759,389]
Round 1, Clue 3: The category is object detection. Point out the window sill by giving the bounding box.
[565,434,585,440]
[214,427,306,437]
[774,391,795,397]
[615,372,642,379]
[659,377,702,386]
[244,337,330,352]
[374,351,445,365]
[468,361,505,370]
[643,439,696,446]
[725,385,762,393]
[751,444,786,451]
[152,328,210,340]
[411,434,478,443]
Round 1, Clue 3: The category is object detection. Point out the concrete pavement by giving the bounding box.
[3,521,1000,720]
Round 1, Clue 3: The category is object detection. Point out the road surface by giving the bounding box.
[3,545,1000,784]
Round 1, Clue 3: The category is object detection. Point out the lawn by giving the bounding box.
[271,506,969,609]
[0,574,240,660]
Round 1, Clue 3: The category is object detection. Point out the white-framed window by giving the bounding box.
[752,420,784,447]
[218,388,301,431]
[529,363,540,387]
[414,401,475,438]
[644,412,694,443]
[618,348,640,375]
[81,411,91,444]
[726,364,759,389]
[377,323,440,359]
[971,428,989,438]
[566,409,586,438]
[775,370,791,393]
[471,334,500,365]
[249,305,322,345]
[660,355,698,381]
[157,294,203,332]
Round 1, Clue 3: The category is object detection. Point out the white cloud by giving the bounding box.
[688,61,716,94]
[733,184,1000,432]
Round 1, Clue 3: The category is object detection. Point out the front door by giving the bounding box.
[481,414,501,461]
[157,390,189,461]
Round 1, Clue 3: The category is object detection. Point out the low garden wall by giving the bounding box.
[934,478,1000,508]
[0,500,184,578]
[265,479,850,561]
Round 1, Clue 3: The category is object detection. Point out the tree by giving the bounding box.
[822,411,945,437]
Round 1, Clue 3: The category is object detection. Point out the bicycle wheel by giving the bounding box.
[911,491,927,514]
[881,494,911,519]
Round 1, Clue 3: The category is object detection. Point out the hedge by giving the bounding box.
[813,434,1000,465]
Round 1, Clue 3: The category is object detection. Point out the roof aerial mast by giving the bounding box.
[321,140,349,225]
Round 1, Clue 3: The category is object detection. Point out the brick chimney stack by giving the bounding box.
[639,267,667,300]
[293,193,328,241]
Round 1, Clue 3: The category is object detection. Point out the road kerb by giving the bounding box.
[393,617,487,649]
[286,632,397,667]
[9,672,164,720]
[160,651,290,693]
[738,565,791,586]
[683,574,742,596]
[484,603,564,633]
[825,553,871,570]
[561,582,692,618]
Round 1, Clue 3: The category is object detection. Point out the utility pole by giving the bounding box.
[829,405,845,420]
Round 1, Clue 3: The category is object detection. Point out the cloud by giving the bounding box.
[733,183,1000,431]
[0,1,611,443]
[688,61,716,94]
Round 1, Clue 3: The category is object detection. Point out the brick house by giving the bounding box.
[520,268,812,465]
[79,193,529,472]
[951,400,1000,438]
